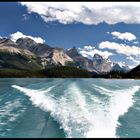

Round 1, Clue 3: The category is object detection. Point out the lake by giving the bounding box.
[0,78,140,138]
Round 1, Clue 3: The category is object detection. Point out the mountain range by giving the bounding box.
[0,37,139,78]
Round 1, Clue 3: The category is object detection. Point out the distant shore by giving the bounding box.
[0,67,139,79]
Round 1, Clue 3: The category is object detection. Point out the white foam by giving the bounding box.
[0,99,25,135]
[87,85,140,138]
[12,85,56,111]
[12,83,94,137]
[93,85,113,96]
[12,84,140,138]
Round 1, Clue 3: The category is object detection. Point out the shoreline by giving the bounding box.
[0,67,139,79]
[0,77,139,80]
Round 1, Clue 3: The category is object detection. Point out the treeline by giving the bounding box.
[92,70,140,79]
[0,69,44,78]
[40,66,92,78]
[0,66,139,79]
[0,66,92,78]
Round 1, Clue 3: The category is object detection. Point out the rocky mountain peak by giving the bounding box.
[49,48,73,65]
[93,53,103,60]
[122,64,130,71]
[0,36,132,74]
[54,47,64,52]
[16,37,37,49]
[0,38,18,48]
[111,62,130,72]
[66,46,81,58]
[16,37,36,43]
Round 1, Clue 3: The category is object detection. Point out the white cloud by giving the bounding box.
[127,56,135,61]
[20,2,140,25]
[110,31,136,41]
[127,56,140,65]
[10,32,45,43]
[22,14,29,21]
[133,41,139,45]
[83,45,94,51]
[78,45,113,59]
[99,41,140,56]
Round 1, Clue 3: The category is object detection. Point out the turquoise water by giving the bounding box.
[0,78,140,138]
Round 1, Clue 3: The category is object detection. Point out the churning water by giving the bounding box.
[0,78,140,138]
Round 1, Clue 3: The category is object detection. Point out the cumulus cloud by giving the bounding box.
[78,45,113,59]
[127,56,135,61]
[20,2,140,25]
[110,31,136,41]
[133,41,139,45]
[127,56,140,65]
[99,41,140,56]
[10,32,45,43]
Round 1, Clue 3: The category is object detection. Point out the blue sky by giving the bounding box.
[0,2,140,68]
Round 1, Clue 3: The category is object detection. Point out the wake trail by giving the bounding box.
[12,83,140,138]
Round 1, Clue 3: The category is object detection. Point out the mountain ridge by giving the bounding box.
[0,36,138,78]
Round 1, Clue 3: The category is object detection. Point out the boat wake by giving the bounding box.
[12,83,140,138]
[0,98,25,136]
